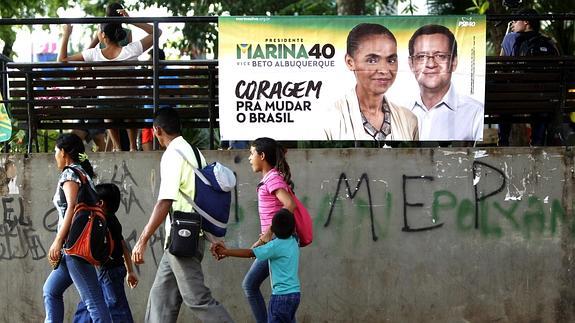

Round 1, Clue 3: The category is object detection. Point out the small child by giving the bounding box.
[216,209,300,323]
[73,183,138,323]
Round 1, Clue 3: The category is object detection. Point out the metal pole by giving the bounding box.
[25,72,35,153]
[152,22,160,151]
[208,64,216,150]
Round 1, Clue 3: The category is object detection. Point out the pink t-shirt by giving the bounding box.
[257,168,289,233]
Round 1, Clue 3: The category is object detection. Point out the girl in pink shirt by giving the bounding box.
[244,137,295,323]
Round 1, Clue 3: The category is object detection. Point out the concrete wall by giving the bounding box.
[0,147,574,323]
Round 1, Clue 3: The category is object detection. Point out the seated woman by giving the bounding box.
[58,9,162,151]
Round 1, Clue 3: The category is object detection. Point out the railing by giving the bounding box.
[6,59,218,152]
[0,14,574,150]
[0,16,219,151]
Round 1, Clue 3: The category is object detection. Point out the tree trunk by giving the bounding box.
[2,42,13,59]
[487,0,508,56]
[337,0,365,15]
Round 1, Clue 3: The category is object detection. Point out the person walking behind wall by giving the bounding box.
[73,183,138,323]
[58,9,161,152]
[497,18,520,146]
[216,137,296,323]
[131,107,234,323]
[498,8,560,146]
[43,133,112,322]
[215,209,301,323]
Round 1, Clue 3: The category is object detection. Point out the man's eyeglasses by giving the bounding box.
[411,53,452,64]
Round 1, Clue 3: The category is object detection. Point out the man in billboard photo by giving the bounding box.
[408,24,484,141]
[324,23,419,142]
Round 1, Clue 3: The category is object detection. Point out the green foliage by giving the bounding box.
[182,127,213,150]
[3,128,61,154]
[77,0,109,16]
[125,0,401,57]
[279,0,336,15]
[531,0,575,55]
[428,0,575,55]
[400,0,419,14]
[0,0,69,57]
[426,0,479,15]
[5,129,27,154]
[466,0,490,14]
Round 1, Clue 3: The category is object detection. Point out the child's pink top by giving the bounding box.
[257,168,289,233]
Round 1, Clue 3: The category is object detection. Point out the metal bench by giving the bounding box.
[5,59,218,152]
[484,56,575,123]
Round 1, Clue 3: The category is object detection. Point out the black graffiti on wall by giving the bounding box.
[2,159,170,263]
[472,161,506,229]
[324,160,512,236]
[323,173,378,241]
[0,196,46,260]
[43,207,58,232]
[403,161,506,232]
[402,175,443,232]
[111,161,146,215]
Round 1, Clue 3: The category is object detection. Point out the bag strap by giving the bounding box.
[62,165,98,205]
[60,165,84,204]
[63,165,87,184]
[174,148,211,187]
[168,148,198,223]
[191,146,204,168]
[171,148,227,229]
[514,31,539,56]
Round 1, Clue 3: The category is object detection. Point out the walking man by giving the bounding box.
[131,107,234,323]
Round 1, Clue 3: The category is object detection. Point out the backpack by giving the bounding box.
[287,187,313,247]
[62,166,114,265]
[177,146,236,241]
[515,32,559,56]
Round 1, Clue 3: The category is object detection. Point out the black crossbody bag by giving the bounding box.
[167,147,205,257]
[168,210,202,257]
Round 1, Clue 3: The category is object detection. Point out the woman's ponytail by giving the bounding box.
[115,27,127,43]
[275,144,292,187]
[100,23,126,44]
[79,159,96,179]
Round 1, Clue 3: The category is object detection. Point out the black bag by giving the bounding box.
[515,32,559,56]
[62,166,114,265]
[168,210,202,257]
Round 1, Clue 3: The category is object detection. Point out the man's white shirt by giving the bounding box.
[410,84,484,141]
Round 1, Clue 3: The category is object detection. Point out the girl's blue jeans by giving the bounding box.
[242,258,269,323]
[72,266,133,323]
[43,254,112,323]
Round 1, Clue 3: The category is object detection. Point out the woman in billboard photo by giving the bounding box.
[324,23,419,142]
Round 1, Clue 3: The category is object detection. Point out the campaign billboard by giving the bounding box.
[219,15,486,141]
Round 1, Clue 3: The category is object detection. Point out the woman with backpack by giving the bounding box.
[43,133,112,322]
